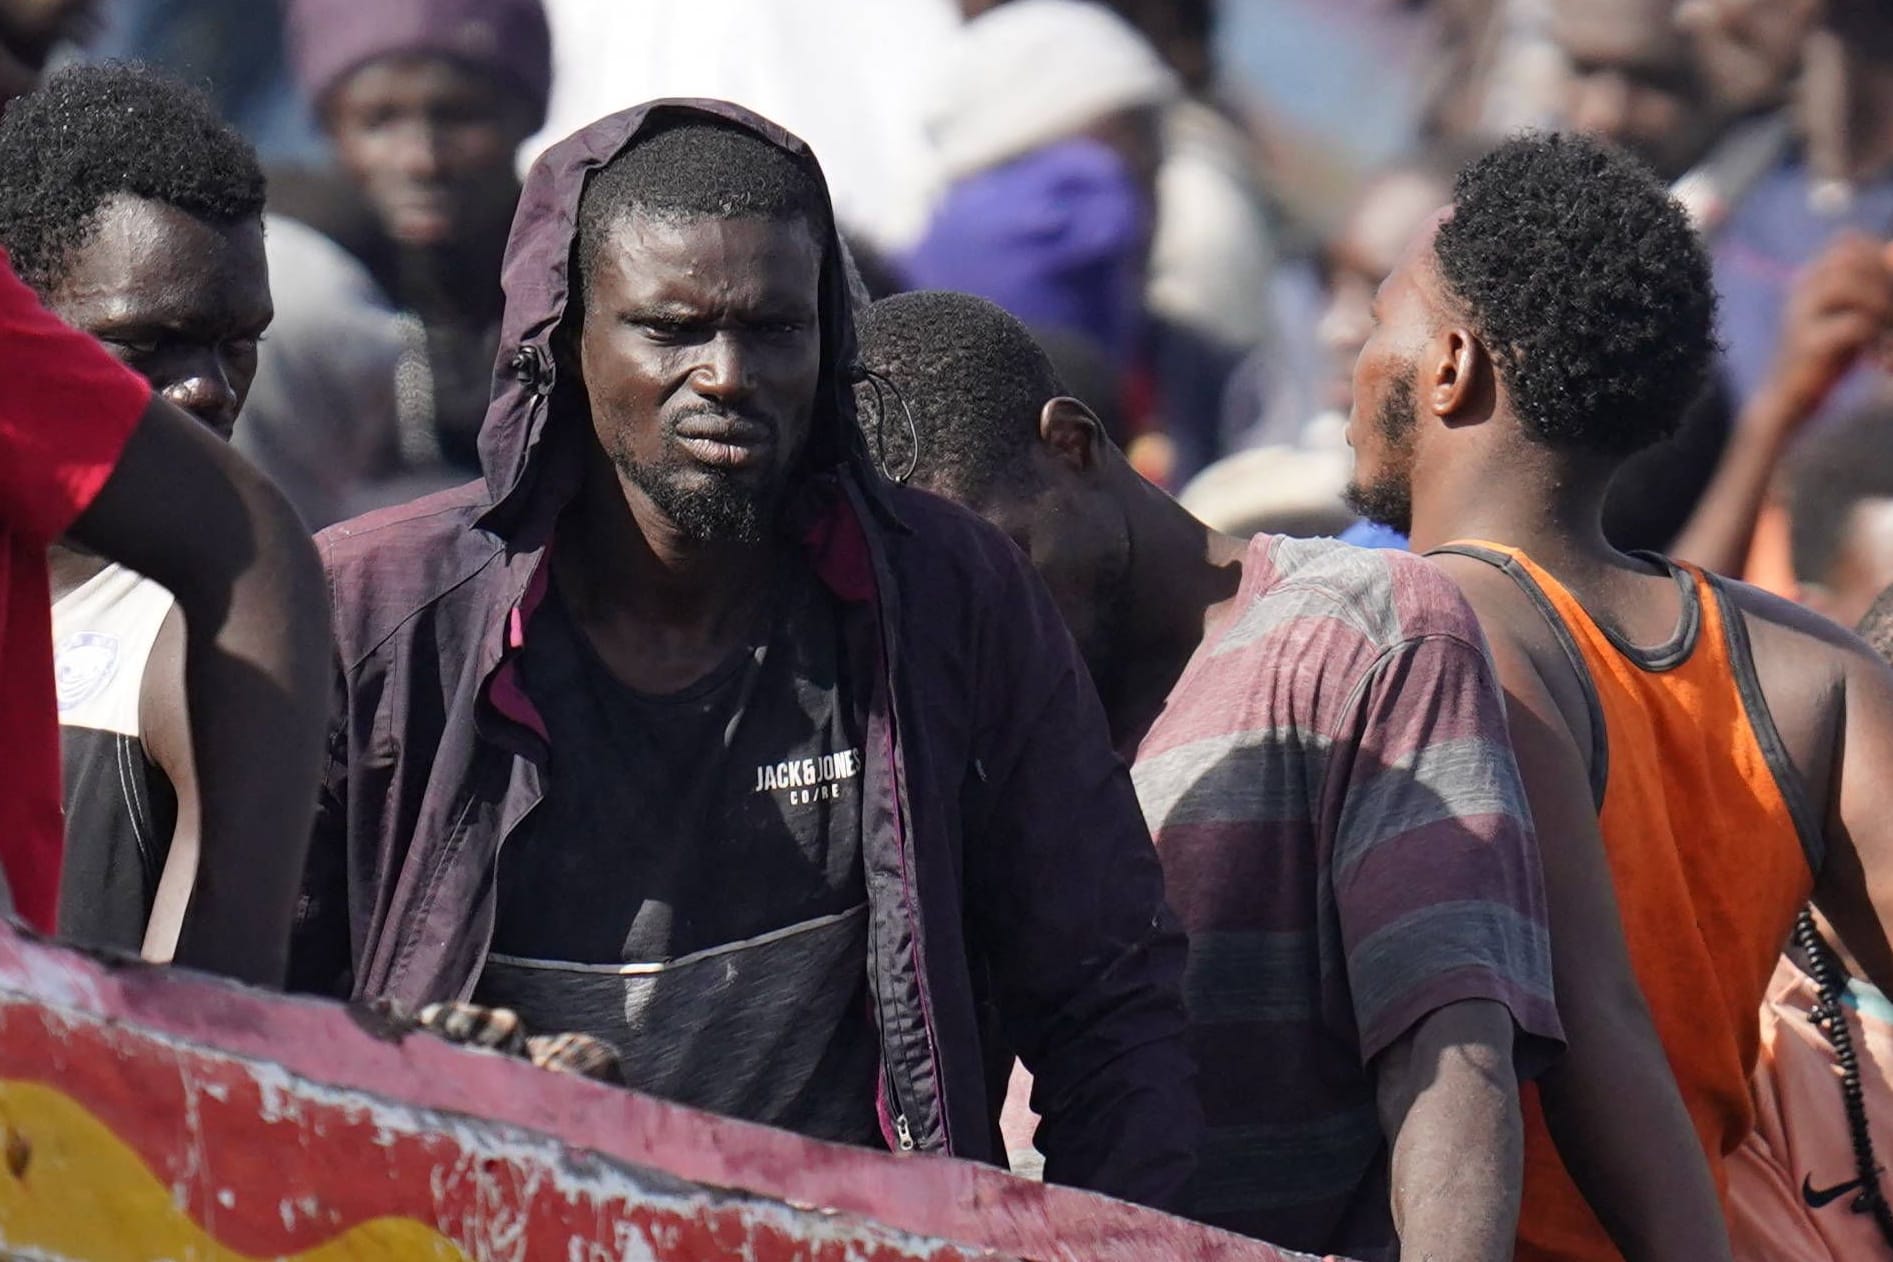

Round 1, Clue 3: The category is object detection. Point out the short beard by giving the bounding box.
[1343,374,1418,536]
[611,414,785,546]
[621,458,773,544]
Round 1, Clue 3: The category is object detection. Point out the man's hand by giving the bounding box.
[415,1001,625,1083]
[1376,999,1522,1262]
[1762,232,1893,425]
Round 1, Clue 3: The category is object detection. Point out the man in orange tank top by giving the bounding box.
[1345,132,1893,1260]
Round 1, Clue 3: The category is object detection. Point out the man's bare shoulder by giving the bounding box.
[1711,578,1874,810]
[1717,576,1877,665]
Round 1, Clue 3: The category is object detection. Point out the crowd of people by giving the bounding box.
[5,0,1893,1259]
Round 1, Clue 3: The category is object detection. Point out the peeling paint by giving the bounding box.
[0,922,1331,1262]
[9,942,103,1012]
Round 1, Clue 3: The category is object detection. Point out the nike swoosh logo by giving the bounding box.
[1804,1173,1871,1209]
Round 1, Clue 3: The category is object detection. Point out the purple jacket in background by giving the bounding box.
[288,99,1199,1211]
[903,138,1148,365]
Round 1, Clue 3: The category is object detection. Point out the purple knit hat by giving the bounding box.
[903,138,1149,365]
[286,0,553,126]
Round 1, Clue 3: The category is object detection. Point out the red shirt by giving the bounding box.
[0,252,150,932]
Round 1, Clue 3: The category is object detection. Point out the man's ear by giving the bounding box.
[1038,396,1106,474]
[1428,327,1492,422]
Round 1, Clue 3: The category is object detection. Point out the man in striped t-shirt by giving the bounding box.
[852,290,1726,1261]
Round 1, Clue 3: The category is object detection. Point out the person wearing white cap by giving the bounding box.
[915,0,1254,487]
[926,0,1179,189]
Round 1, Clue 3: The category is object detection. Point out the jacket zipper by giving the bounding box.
[847,474,946,1158]
[866,641,925,1155]
[872,891,922,1151]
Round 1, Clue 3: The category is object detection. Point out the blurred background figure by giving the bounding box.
[1671,0,1813,235]
[911,0,1281,487]
[1786,403,1893,628]
[87,0,314,160]
[907,0,1204,484]
[234,0,551,528]
[1708,0,1893,416]
[0,0,103,103]
[1104,0,1280,362]
[1547,0,1722,184]
[1670,233,1893,580]
[1408,0,1562,143]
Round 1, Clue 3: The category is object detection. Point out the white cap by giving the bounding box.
[926,0,1180,181]
[1178,446,1358,540]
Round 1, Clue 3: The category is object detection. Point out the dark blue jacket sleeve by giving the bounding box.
[961,535,1201,1211]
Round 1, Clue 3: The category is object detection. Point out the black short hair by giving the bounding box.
[1433,132,1717,458]
[577,116,830,302]
[853,291,1066,499]
[1787,402,1893,584]
[1857,585,1893,666]
[0,62,265,293]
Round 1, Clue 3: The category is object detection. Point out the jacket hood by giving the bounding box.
[475,98,877,536]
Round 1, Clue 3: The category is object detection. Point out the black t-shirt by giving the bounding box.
[483,561,880,1143]
[491,561,867,963]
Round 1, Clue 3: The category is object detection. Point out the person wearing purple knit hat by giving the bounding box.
[911,0,1245,490]
[905,139,1148,370]
[236,0,552,527]
[285,0,550,253]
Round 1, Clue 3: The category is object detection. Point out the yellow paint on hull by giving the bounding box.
[0,1081,469,1261]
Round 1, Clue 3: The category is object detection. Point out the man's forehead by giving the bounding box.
[596,212,820,281]
[53,194,269,319]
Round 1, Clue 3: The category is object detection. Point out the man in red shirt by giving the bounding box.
[0,248,330,987]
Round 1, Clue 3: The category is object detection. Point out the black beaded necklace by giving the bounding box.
[1794,907,1893,1248]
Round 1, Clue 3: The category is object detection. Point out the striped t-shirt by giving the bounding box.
[1132,535,1563,1257]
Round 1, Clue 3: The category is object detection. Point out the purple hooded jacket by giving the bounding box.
[288,100,1199,1209]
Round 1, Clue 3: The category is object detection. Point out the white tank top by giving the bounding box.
[53,562,174,736]
[51,562,177,950]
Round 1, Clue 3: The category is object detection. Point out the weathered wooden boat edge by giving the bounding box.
[0,920,1327,1262]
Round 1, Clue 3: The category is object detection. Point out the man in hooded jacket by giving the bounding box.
[289,100,1198,1210]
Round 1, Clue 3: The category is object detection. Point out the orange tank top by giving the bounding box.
[1434,543,1822,1262]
